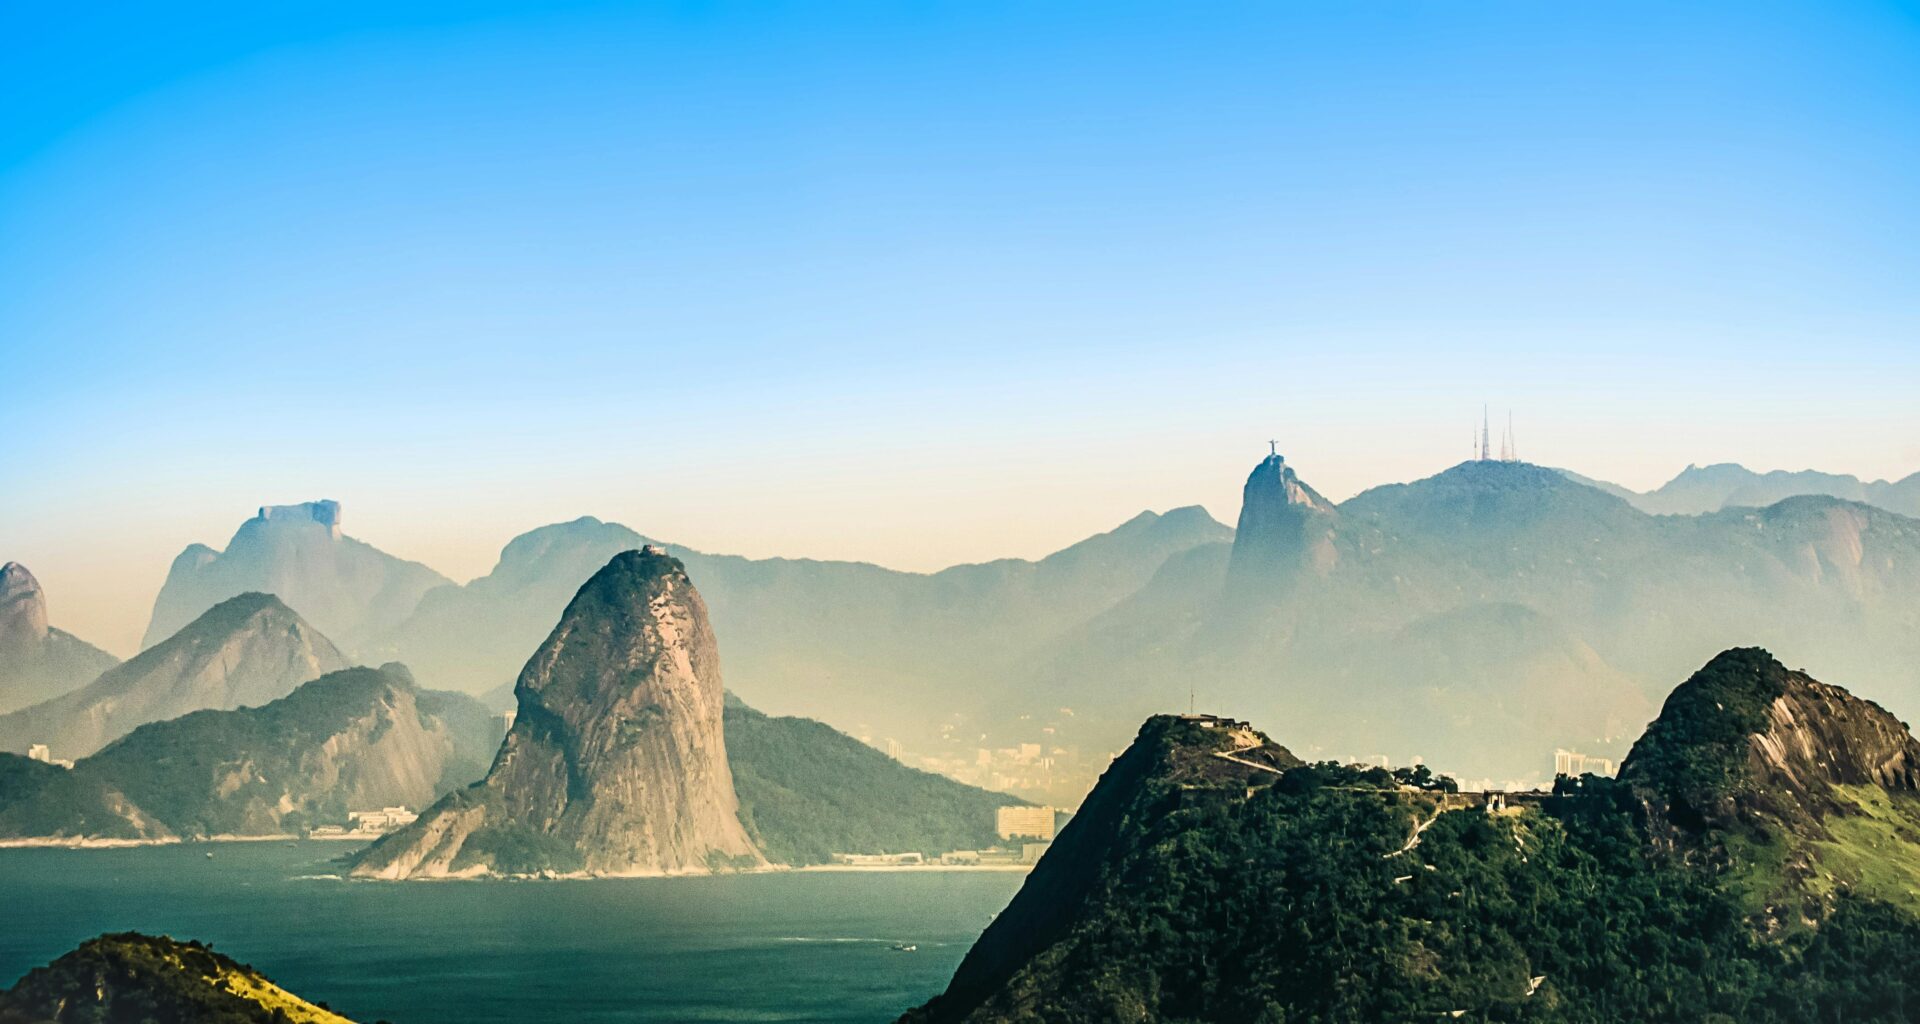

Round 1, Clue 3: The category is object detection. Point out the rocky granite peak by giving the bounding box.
[0,562,49,644]
[1225,449,1338,593]
[351,548,764,878]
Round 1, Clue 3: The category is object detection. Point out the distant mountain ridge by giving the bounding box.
[0,593,350,760]
[386,506,1232,740]
[1561,462,1920,517]
[1015,456,1920,785]
[144,500,450,656]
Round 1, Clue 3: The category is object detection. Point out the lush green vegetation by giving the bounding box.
[725,699,1020,865]
[0,667,499,840]
[0,753,144,840]
[916,762,1920,1023]
[0,933,355,1024]
[1621,647,1784,820]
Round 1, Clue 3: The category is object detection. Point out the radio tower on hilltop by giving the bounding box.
[1502,410,1518,462]
[1480,406,1492,461]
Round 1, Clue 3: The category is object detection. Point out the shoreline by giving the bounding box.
[0,833,308,850]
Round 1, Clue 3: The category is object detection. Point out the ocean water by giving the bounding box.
[0,842,1025,1023]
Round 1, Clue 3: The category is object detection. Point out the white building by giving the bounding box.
[348,806,419,833]
[996,805,1056,840]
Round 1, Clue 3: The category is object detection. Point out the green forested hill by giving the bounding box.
[0,666,500,841]
[907,652,1920,1023]
[0,933,356,1024]
[725,698,1022,865]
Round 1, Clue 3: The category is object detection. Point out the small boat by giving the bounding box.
[205,852,214,859]
[890,943,918,953]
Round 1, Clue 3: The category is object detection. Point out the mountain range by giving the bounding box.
[1565,462,1920,517]
[143,501,450,655]
[904,649,1920,1022]
[0,593,349,761]
[108,453,1920,796]
[0,663,499,842]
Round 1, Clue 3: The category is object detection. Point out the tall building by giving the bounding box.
[996,805,1056,841]
[1554,749,1617,778]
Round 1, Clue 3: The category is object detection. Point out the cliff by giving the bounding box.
[0,593,349,760]
[352,548,763,878]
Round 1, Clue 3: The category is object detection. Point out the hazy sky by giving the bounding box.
[4,1,1918,654]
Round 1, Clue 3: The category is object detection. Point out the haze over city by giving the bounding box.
[6,2,1919,655]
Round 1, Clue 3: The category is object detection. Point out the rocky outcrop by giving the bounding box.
[352,548,763,878]
[0,933,358,1023]
[1223,450,1337,596]
[0,562,119,714]
[1621,648,1920,917]
[0,593,348,760]
[143,500,450,656]
[1623,647,1920,835]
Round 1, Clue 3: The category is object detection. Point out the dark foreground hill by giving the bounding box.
[0,933,356,1024]
[905,649,1920,1023]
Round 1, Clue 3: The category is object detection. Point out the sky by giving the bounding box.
[3,1,1919,654]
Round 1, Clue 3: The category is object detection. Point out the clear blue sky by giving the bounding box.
[4,1,1918,651]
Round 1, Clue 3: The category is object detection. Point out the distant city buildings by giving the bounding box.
[1554,749,1617,778]
[831,852,925,866]
[348,806,419,833]
[25,743,73,769]
[996,805,1056,841]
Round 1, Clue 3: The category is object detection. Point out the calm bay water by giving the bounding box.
[0,842,1024,1023]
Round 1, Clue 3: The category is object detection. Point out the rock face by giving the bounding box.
[0,593,348,760]
[143,500,451,656]
[0,562,119,714]
[1619,648,1920,914]
[1223,450,1336,594]
[1623,648,1920,827]
[352,548,763,878]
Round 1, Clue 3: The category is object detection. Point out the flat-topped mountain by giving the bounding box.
[353,548,763,878]
[0,593,349,760]
[0,562,118,714]
[906,651,1920,1023]
[0,933,356,1024]
[144,501,450,656]
[0,664,499,842]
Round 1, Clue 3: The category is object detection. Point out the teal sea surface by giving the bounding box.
[0,841,1024,1023]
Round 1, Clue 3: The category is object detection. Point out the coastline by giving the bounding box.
[0,833,305,850]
